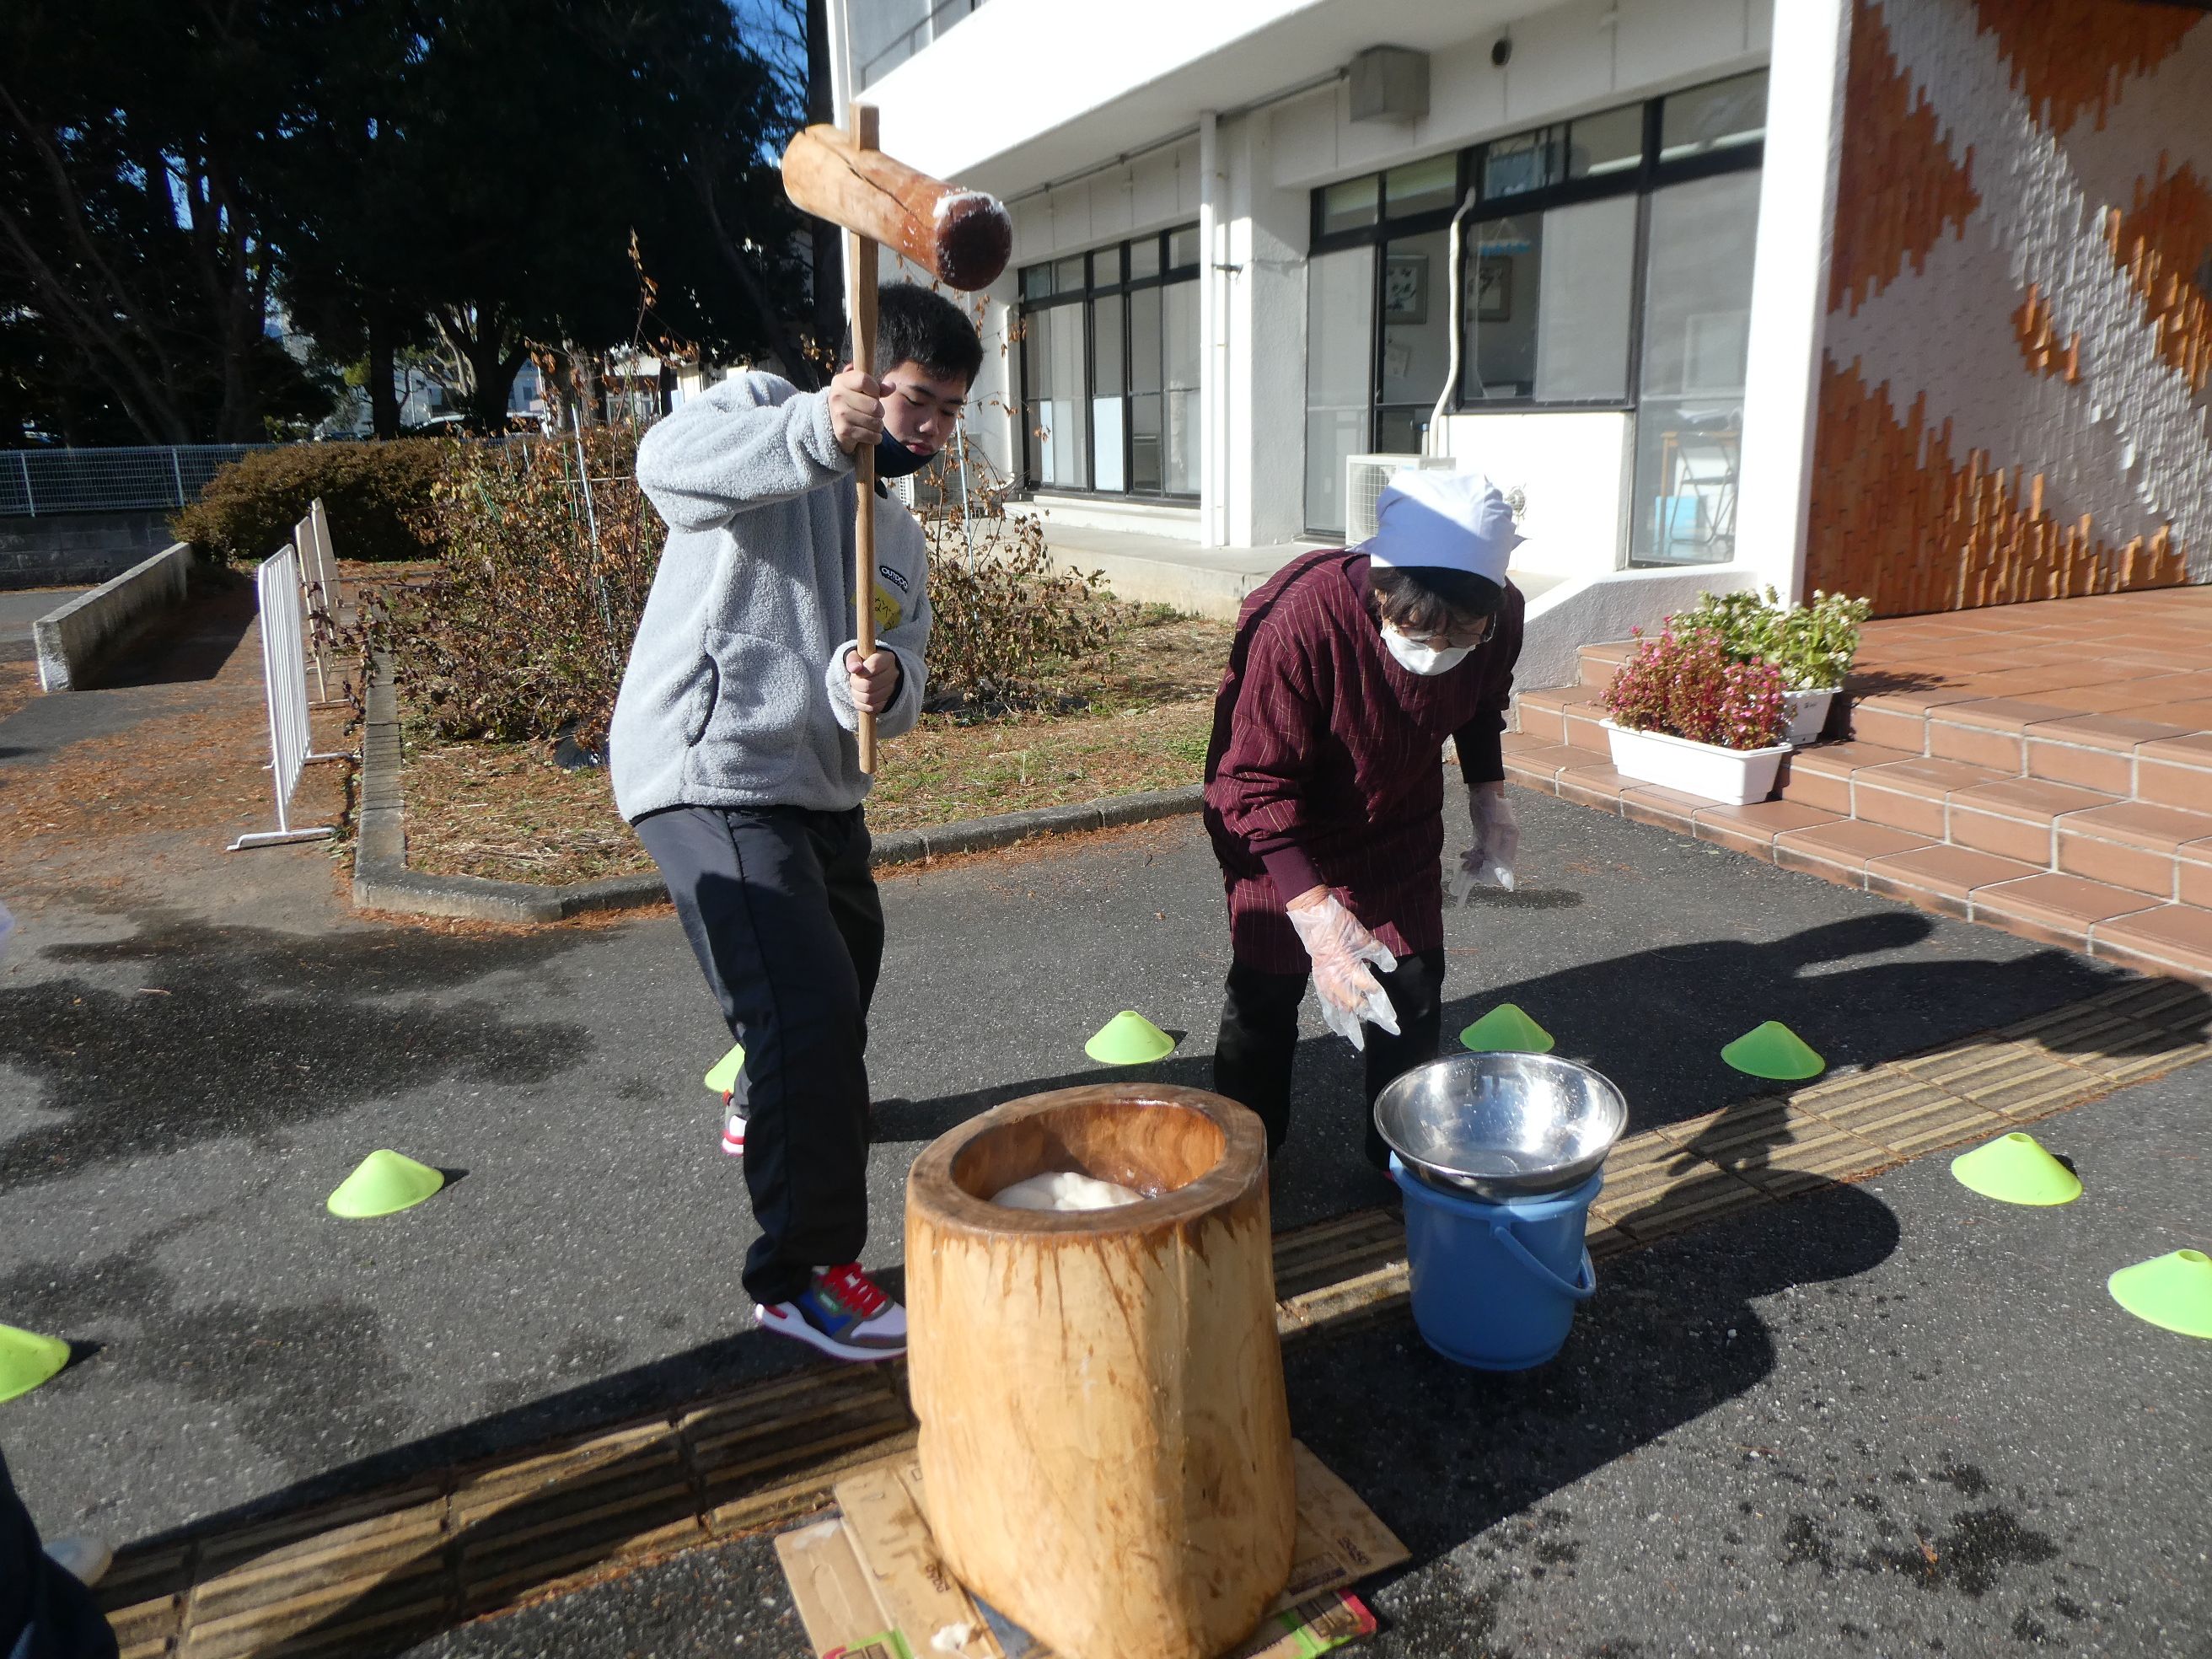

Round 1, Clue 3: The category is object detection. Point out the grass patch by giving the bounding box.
[399,604,1231,885]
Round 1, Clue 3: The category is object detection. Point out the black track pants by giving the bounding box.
[636,804,883,1306]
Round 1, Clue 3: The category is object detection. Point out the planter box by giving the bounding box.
[1780,687,1839,746]
[1603,720,1791,806]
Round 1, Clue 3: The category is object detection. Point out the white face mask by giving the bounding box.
[1381,627,1473,677]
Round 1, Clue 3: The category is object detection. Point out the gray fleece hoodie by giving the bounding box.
[609,371,932,824]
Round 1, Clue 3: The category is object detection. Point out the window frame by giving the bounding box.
[1014,224,1203,502]
[1300,72,1768,493]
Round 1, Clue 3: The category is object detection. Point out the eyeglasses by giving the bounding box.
[1399,619,1493,652]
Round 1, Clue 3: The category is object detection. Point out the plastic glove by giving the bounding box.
[1452,789,1520,901]
[1286,890,1401,1052]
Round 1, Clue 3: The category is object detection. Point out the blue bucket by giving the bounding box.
[1390,1157,1602,1370]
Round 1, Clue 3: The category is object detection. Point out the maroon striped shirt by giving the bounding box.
[1201,550,1525,974]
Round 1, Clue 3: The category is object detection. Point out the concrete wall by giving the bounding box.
[1227,111,1323,547]
[868,0,1770,194]
[1264,0,1769,191]
[0,509,179,590]
[1517,562,1758,695]
[1802,0,2212,614]
[1731,0,1849,604]
[32,542,192,691]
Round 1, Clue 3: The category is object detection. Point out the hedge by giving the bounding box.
[172,440,447,564]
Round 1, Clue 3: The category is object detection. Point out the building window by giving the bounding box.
[1660,71,1769,162]
[1463,195,1639,405]
[1629,169,1762,566]
[1017,225,1201,500]
[1302,68,1767,543]
[1376,226,1452,457]
[1022,304,1086,490]
[1304,247,1376,534]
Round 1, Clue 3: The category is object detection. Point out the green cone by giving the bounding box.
[0,1323,72,1405]
[327,1150,446,1219]
[2108,1248,2212,1340]
[1459,1002,1554,1054]
[1086,1011,1177,1066]
[1721,1021,1826,1081]
[1950,1131,2080,1206]
[703,1043,745,1096]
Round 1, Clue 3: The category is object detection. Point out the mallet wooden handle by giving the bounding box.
[850,103,880,776]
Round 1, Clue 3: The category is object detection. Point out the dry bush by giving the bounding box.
[911,438,1111,716]
[368,427,660,749]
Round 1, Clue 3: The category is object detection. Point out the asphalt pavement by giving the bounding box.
[401,1066,2210,1658]
[1,772,2140,1550]
[0,586,85,635]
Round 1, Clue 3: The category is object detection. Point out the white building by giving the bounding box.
[858,0,1803,676]
[856,0,2212,676]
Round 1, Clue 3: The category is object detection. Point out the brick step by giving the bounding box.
[1511,684,1609,752]
[1508,593,2212,982]
[1505,732,2212,982]
[1578,640,1632,689]
[1841,677,2212,769]
[1519,672,2212,819]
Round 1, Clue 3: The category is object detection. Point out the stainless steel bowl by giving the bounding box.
[1373,1051,1628,1200]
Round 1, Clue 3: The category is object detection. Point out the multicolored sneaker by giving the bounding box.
[755,1264,907,1361]
[720,1098,747,1157]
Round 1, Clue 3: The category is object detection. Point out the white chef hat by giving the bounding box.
[1369,469,1522,583]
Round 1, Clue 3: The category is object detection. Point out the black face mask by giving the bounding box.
[873,430,932,479]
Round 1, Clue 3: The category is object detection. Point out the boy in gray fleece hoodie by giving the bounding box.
[613,283,977,1363]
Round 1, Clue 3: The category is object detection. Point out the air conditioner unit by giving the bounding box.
[1345,453,1455,545]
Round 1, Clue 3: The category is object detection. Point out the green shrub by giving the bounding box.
[173,440,445,564]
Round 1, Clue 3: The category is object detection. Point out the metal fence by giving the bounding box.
[1,444,273,516]
[228,542,345,851]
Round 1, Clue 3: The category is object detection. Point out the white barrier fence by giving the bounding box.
[293,496,342,702]
[228,540,349,851]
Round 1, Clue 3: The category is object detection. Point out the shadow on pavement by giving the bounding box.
[1286,1177,1903,1651]
[78,572,254,691]
[0,912,595,1193]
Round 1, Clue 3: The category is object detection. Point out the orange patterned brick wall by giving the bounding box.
[1804,0,2211,616]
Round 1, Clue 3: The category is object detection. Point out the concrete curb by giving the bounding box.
[32,540,193,690]
[351,658,1206,923]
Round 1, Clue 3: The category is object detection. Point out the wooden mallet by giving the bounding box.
[781,104,1012,772]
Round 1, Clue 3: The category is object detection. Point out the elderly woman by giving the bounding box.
[1202,470,1527,1168]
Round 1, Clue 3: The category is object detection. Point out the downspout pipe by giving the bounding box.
[1425,188,1481,460]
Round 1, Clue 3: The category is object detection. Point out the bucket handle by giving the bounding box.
[1488,1219,1597,1302]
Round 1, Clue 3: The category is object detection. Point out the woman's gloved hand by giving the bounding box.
[1452,786,1520,901]
[1286,888,1401,1051]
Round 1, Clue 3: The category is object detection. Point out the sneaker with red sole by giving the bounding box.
[754,1263,906,1361]
[720,1096,746,1157]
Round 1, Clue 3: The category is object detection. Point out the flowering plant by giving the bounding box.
[1600,627,1787,750]
[1675,586,1871,691]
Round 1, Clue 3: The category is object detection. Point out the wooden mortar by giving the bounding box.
[904,1084,1297,1659]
